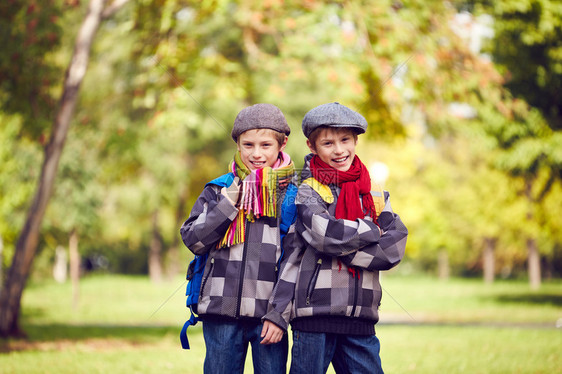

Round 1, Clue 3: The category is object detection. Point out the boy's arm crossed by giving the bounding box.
[340,208,408,271]
[339,193,408,271]
[296,184,381,257]
[180,185,239,255]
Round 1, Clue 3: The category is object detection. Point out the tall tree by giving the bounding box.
[460,0,562,286]
[0,0,130,338]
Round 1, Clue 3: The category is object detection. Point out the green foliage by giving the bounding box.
[470,0,562,130]
[0,0,63,138]
[1,0,561,279]
[0,114,42,266]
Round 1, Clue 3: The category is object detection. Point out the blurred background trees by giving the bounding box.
[1,0,561,336]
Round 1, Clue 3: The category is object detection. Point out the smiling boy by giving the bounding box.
[180,103,297,374]
[267,102,408,374]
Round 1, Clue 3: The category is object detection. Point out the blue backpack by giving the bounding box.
[179,173,297,350]
[180,253,208,349]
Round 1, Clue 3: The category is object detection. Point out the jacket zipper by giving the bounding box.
[306,258,322,305]
[235,229,249,318]
[350,268,360,316]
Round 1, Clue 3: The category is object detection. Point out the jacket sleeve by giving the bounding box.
[339,193,408,271]
[263,223,303,331]
[180,184,239,255]
[295,183,381,257]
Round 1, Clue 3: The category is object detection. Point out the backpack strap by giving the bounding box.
[302,178,334,204]
[206,172,235,188]
[277,182,298,275]
[370,183,385,219]
[180,310,197,349]
[180,253,208,350]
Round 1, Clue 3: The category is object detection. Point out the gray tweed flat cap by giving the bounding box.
[231,103,290,141]
[302,102,367,138]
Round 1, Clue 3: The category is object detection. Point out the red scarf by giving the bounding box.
[309,155,377,221]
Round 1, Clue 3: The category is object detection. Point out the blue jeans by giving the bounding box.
[290,330,383,374]
[202,320,288,374]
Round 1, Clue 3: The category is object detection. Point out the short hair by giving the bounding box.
[308,126,359,151]
[237,128,287,147]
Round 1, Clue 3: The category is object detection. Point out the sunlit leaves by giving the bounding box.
[0,0,63,138]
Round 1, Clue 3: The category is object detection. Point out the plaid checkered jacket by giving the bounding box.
[265,158,408,332]
[180,173,297,323]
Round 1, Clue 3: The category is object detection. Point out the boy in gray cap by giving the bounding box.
[267,102,408,374]
[181,103,298,374]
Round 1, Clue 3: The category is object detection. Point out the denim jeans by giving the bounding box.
[202,320,288,374]
[290,330,384,374]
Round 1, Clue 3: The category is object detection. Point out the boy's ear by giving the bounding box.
[279,135,288,152]
[306,139,316,154]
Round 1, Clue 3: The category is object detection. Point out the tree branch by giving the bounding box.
[102,0,131,19]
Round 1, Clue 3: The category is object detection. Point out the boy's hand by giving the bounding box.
[260,320,284,345]
[221,177,241,206]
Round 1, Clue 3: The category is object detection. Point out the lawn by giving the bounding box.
[0,273,560,374]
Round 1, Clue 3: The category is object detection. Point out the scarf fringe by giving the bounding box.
[219,152,294,248]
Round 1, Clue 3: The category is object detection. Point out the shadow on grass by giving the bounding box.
[27,323,185,341]
[493,293,562,307]
[0,323,199,349]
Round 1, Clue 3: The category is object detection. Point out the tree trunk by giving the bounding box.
[69,229,80,311]
[483,237,496,284]
[166,245,180,280]
[149,210,163,283]
[53,246,68,283]
[166,184,189,279]
[527,238,541,290]
[437,249,450,281]
[0,0,107,338]
[0,235,3,292]
[524,178,541,290]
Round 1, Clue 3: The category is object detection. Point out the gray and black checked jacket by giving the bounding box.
[180,176,296,324]
[265,157,408,334]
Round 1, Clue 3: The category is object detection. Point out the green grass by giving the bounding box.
[0,273,561,374]
[377,274,562,325]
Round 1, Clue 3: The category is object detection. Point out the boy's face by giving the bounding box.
[307,128,357,172]
[237,129,287,171]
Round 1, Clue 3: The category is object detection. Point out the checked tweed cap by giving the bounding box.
[231,103,291,141]
[302,102,368,138]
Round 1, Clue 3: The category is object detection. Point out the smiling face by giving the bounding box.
[307,127,358,172]
[237,129,287,171]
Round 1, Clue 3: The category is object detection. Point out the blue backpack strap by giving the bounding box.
[180,173,233,349]
[180,312,196,349]
[280,182,298,241]
[206,172,234,188]
[180,253,208,349]
[277,183,298,271]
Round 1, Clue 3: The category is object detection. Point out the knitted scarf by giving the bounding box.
[309,154,377,279]
[218,151,295,248]
[309,154,376,221]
